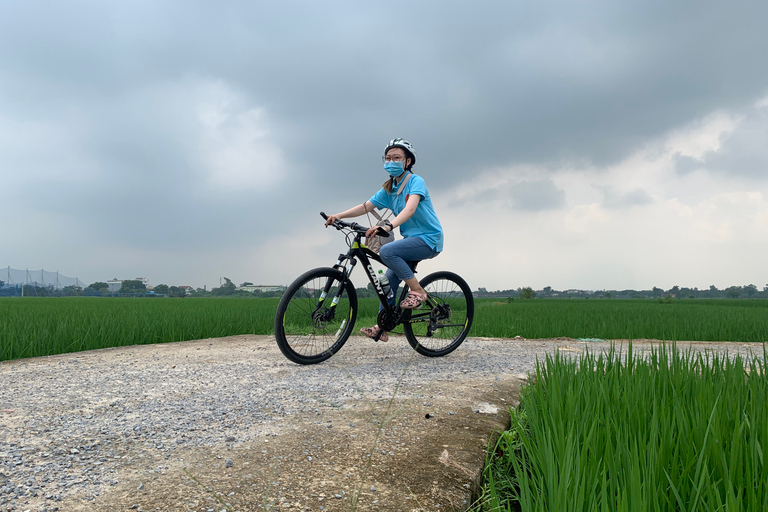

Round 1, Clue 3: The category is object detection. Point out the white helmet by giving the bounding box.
[384,138,416,167]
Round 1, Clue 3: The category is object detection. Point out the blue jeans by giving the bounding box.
[379,236,439,308]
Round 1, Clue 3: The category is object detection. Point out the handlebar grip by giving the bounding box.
[320,212,328,220]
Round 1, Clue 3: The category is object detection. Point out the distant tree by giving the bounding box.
[89,282,109,292]
[542,286,553,297]
[652,287,663,298]
[241,281,254,287]
[744,284,758,297]
[23,284,40,296]
[352,282,374,298]
[726,286,741,299]
[212,277,236,296]
[169,286,186,297]
[153,284,170,295]
[520,287,536,299]
[62,285,83,296]
[605,292,612,299]
[669,285,680,296]
[119,280,147,294]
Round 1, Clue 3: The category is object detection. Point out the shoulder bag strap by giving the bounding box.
[367,171,413,223]
[395,171,412,196]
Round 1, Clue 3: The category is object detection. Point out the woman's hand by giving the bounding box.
[325,214,341,227]
[325,202,373,227]
[365,224,390,238]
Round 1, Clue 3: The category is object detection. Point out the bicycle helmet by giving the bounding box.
[384,138,416,169]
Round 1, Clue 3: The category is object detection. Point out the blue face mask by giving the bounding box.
[384,161,405,177]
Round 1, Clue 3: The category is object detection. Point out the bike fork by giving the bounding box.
[322,257,355,337]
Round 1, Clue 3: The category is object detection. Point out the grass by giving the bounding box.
[2,297,767,362]
[475,344,768,511]
[0,297,277,361]
[471,298,768,342]
[4,296,766,510]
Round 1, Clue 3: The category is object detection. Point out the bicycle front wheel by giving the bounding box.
[403,271,474,357]
[274,267,358,365]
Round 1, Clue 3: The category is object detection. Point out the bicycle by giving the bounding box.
[274,212,474,365]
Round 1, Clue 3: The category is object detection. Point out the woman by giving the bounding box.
[324,138,443,342]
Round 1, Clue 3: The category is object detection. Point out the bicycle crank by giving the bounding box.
[376,310,399,332]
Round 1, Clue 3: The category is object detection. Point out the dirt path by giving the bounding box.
[1,336,762,511]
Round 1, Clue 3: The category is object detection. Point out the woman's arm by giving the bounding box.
[389,194,421,229]
[325,201,374,227]
[364,194,422,237]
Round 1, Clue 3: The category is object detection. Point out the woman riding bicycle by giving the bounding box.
[324,138,443,342]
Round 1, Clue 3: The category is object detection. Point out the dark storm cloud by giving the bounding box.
[4,1,767,180]
[2,0,768,286]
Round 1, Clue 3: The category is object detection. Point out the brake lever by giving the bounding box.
[320,211,345,231]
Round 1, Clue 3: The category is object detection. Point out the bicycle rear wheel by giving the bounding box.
[274,267,357,365]
[403,271,474,357]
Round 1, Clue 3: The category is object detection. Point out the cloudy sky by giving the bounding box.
[2,1,767,292]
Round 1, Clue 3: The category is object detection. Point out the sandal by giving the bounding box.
[400,291,428,309]
[360,325,388,342]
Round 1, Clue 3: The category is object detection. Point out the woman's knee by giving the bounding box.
[379,243,397,262]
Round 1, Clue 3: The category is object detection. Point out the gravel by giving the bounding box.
[0,335,763,511]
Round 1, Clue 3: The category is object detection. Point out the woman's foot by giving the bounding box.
[360,325,388,342]
[400,291,428,309]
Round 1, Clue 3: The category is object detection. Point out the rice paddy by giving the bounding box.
[3,296,766,509]
[475,344,768,511]
[1,297,767,362]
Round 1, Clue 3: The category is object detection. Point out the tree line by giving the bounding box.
[475,284,768,300]
[3,279,767,300]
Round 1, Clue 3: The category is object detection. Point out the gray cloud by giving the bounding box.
[2,0,767,287]
[600,187,655,209]
[506,179,566,211]
[690,108,768,179]
[672,154,704,174]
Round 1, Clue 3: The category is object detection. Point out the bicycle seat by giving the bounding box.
[408,261,419,273]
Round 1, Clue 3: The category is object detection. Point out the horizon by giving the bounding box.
[3,1,767,291]
[2,265,765,295]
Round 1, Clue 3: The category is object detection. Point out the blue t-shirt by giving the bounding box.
[369,173,444,252]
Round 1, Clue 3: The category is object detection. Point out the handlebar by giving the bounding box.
[320,212,369,234]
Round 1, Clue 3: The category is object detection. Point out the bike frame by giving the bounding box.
[319,222,435,334]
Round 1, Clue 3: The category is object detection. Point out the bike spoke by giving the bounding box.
[275,268,357,364]
[403,271,474,357]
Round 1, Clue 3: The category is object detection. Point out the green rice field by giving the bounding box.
[476,345,768,511]
[1,297,767,362]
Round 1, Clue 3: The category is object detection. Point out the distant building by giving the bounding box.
[236,285,286,293]
[106,277,148,293]
[107,278,123,292]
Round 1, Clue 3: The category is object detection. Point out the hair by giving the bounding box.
[381,147,415,192]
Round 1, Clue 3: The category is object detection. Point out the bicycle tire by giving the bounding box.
[274,267,358,365]
[403,271,474,357]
